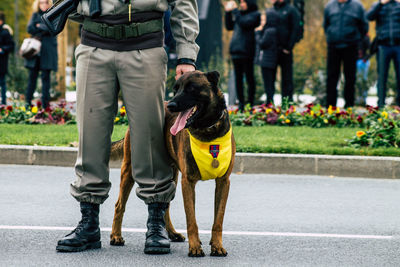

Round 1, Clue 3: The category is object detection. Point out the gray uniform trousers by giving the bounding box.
[70,44,176,205]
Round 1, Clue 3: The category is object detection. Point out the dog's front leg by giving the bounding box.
[110,160,134,246]
[210,177,230,256]
[181,178,204,257]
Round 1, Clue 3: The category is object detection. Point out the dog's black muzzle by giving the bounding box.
[167,93,197,113]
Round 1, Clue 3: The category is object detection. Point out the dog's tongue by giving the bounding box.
[170,107,195,136]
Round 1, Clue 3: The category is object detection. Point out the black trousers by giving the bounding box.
[274,50,293,101]
[326,45,358,108]
[377,45,400,107]
[26,66,51,109]
[261,67,276,104]
[232,57,256,109]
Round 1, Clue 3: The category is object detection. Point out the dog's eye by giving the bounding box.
[189,85,202,94]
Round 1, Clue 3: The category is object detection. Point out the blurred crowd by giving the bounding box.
[0,0,57,109]
[1,0,400,110]
[224,0,400,110]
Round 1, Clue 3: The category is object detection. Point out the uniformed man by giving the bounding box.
[56,0,199,254]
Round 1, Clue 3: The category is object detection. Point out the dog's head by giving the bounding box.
[168,70,226,135]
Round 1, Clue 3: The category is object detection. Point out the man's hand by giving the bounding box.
[380,0,390,4]
[175,64,195,80]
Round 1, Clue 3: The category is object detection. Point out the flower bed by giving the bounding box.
[0,101,75,124]
[2,100,400,149]
[229,103,400,148]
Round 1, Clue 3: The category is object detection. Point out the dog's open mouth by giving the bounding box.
[170,106,197,136]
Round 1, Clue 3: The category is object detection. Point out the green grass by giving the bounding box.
[0,124,127,147]
[0,124,399,156]
[233,126,400,156]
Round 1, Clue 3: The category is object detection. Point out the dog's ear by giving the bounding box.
[206,71,220,88]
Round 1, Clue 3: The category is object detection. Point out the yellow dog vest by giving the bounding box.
[188,128,232,180]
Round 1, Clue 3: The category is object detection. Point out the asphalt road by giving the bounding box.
[1,164,400,266]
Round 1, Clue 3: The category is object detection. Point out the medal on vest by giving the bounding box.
[210,145,220,168]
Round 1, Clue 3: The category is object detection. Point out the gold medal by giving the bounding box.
[211,158,219,168]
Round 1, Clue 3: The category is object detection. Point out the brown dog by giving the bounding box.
[109,70,235,257]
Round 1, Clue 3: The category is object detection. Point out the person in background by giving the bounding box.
[0,11,15,105]
[255,9,279,105]
[225,0,260,111]
[324,0,368,108]
[271,0,300,103]
[367,0,400,108]
[355,33,371,106]
[24,0,58,109]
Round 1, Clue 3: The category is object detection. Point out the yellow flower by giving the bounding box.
[347,107,352,114]
[228,110,232,115]
[378,118,382,123]
[114,117,120,122]
[31,106,38,114]
[20,106,26,112]
[310,110,314,116]
[356,131,366,138]
[336,107,340,113]
[395,110,400,114]
[120,106,126,113]
[292,107,296,112]
[328,105,333,115]
[285,119,291,124]
[279,114,285,119]
[324,119,328,124]
[26,111,32,115]
[265,108,272,114]
[381,111,388,119]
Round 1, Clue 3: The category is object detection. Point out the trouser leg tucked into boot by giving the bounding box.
[56,202,101,252]
[144,202,170,254]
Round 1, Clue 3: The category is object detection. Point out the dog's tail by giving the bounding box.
[110,138,124,161]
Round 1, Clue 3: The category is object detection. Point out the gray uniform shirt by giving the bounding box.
[74,0,199,60]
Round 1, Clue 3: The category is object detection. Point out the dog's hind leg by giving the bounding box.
[165,167,185,242]
[110,131,134,246]
[182,178,204,257]
[209,177,230,256]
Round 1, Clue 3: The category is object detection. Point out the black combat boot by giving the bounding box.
[56,202,101,252]
[144,202,170,254]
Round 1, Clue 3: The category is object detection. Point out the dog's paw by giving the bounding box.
[168,232,186,242]
[210,245,228,257]
[110,236,125,246]
[188,246,205,257]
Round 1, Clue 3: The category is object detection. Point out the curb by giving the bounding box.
[0,145,399,179]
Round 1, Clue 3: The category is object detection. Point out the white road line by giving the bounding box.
[0,225,393,240]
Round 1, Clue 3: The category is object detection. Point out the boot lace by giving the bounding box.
[70,216,90,235]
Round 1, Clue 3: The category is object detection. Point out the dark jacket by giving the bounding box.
[24,11,58,71]
[225,0,260,59]
[323,0,368,48]
[367,0,400,46]
[255,9,279,69]
[0,24,15,75]
[273,1,300,51]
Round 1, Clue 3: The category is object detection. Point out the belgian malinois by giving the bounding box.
[109,70,235,257]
